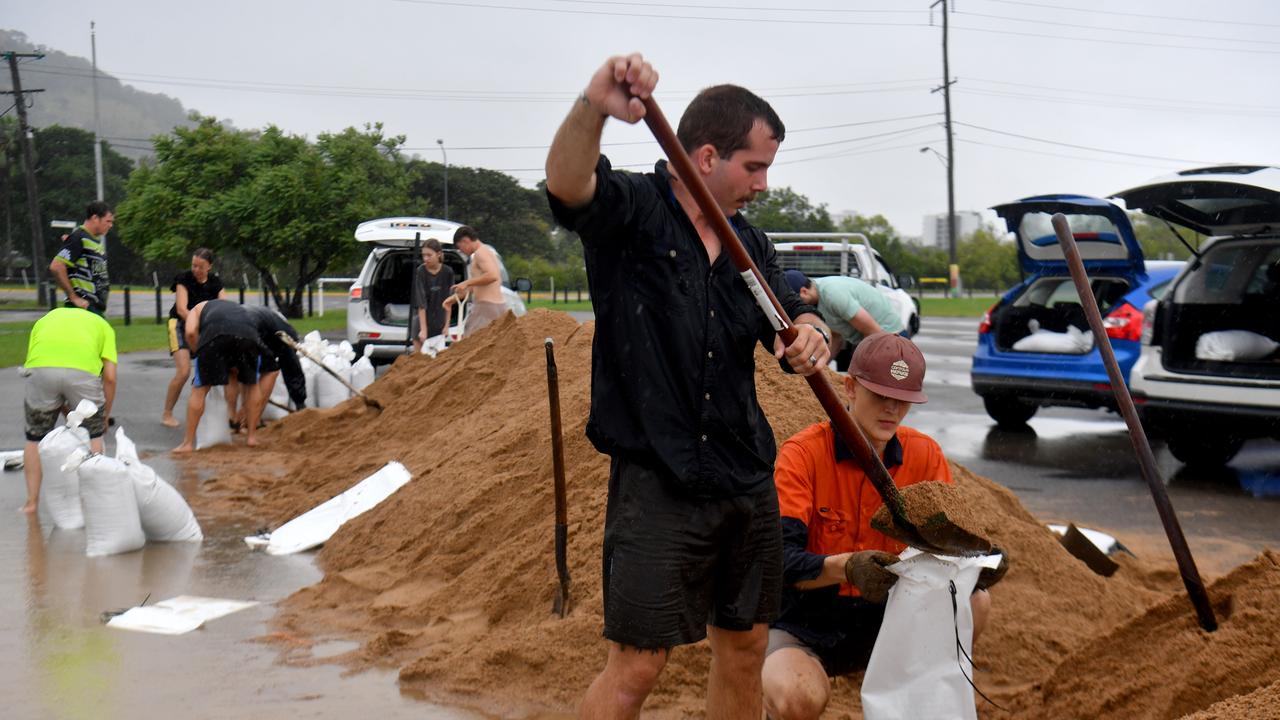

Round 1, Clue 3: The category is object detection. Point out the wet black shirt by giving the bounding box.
[412,264,456,336]
[194,299,260,354]
[547,156,815,498]
[170,271,225,320]
[246,305,306,408]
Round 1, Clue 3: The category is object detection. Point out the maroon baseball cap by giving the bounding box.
[851,332,928,403]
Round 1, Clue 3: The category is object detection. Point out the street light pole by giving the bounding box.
[931,0,959,297]
[436,138,448,220]
[91,21,104,206]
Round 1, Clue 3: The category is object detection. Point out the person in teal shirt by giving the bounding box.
[21,307,118,513]
[785,270,904,356]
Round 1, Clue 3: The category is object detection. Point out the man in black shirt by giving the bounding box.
[172,299,266,453]
[244,304,307,418]
[545,53,831,718]
[50,201,113,314]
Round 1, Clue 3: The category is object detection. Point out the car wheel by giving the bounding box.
[1166,432,1244,468]
[983,396,1038,427]
[908,313,920,337]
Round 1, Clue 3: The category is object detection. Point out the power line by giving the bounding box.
[950,22,1280,55]
[977,0,1280,29]
[956,10,1280,46]
[953,121,1218,164]
[389,0,928,26]
[548,0,924,13]
[955,137,1181,170]
[403,113,944,152]
[962,77,1280,113]
[956,86,1280,119]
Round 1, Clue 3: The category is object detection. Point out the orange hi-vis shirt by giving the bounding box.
[774,421,953,600]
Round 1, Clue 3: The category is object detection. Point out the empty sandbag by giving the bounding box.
[195,386,232,449]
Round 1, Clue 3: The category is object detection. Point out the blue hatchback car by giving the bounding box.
[971,195,1185,426]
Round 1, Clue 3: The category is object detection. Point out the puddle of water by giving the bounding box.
[0,465,476,720]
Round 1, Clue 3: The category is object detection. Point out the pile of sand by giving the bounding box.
[187,310,1277,718]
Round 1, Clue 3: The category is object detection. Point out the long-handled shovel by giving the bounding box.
[276,332,383,412]
[1051,213,1216,632]
[545,338,572,617]
[638,95,989,557]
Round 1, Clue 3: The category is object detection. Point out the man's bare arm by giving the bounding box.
[849,308,884,338]
[545,54,657,208]
[101,360,117,424]
[185,302,205,348]
[49,260,86,308]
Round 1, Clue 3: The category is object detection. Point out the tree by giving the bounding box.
[1131,213,1203,261]
[0,121,138,279]
[406,160,555,259]
[119,117,410,316]
[838,212,947,281]
[957,227,1019,291]
[744,187,835,232]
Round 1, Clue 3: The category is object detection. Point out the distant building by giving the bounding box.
[921,211,983,249]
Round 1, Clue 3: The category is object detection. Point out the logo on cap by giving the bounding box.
[890,359,910,381]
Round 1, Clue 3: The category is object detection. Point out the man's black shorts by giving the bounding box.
[259,351,282,374]
[193,335,261,387]
[601,456,783,649]
[768,600,887,677]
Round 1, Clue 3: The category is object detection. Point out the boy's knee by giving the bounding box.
[972,588,992,638]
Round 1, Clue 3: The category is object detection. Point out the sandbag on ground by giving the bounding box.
[66,448,145,557]
[195,386,232,450]
[116,428,202,542]
[36,399,98,530]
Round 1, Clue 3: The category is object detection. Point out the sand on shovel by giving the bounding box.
[181,310,1279,719]
[870,479,994,556]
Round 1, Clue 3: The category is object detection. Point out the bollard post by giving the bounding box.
[49,290,58,311]
[307,284,314,317]
[155,285,162,324]
[577,286,582,303]
[239,286,245,304]
[526,285,532,304]
[124,287,132,325]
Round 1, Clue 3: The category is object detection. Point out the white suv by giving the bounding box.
[346,217,526,362]
[1118,166,1280,467]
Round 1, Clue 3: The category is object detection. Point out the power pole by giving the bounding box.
[91,22,105,205]
[931,0,959,297]
[3,51,49,305]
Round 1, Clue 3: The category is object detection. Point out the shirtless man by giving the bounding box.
[444,226,506,337]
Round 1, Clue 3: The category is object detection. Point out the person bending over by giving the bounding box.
[172,299,266,453]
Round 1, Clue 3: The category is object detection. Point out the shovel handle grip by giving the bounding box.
[638,97,909,520]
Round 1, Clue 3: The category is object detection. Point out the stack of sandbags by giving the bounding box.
[296,332,359,409]
[350,345,376,392]
[65,427,204,557]
[36,399,98,529]
[262,376,291,421]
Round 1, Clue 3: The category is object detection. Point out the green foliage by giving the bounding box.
[0,121,142,278]
[504,254,587,290]
[744,187,836,232]
[837,212,948,280]
[118,117,409,316]
[1131,213,1203,261]
[405,160,555,258]
[957,227,1019,291]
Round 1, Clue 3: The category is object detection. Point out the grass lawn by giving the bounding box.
[526,299,594,312]
[919,295,1000,317]
[0,309,347,368]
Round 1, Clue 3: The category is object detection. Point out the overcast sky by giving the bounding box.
[9,0,1280,237]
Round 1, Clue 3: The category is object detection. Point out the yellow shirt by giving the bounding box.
[24,308,118,375]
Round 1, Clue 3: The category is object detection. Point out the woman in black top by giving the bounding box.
[161,248,227,426]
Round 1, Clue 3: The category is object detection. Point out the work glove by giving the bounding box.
[975,547,1009,591]
[844,550,900,604]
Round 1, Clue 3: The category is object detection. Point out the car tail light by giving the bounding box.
[1140,299,1158,345]
[977,301,1000,334]
[1102,301,1143,342]
[350,286,363,300]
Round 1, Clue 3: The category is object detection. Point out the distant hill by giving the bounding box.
[0,29,195,159]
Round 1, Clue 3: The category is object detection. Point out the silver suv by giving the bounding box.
[346,217,526,361]
[1118,166,1280,467]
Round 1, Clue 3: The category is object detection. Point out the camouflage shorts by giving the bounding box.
[23,367,107,441]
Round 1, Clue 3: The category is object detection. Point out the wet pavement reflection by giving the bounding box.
[0,453,473,720]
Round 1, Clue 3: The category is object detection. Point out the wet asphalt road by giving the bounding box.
[1,312,1277,717]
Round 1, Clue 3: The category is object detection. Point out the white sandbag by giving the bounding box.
[862,549,1005,720]
[1195,329,1280,362]
[116,429,202,542]
[244,461,411,555]
[36,399,98,529]
[262,376,290,421]
[336,340,357,363]
[195,386,232,450]
[301,357,320,409]
[1013,322,1094,354]
[420,334,448,358]
[315,354,352,408]
[350,346,375,392]
[66,448,146,557]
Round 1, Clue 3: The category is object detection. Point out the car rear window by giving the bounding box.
[1174,239,1280,303]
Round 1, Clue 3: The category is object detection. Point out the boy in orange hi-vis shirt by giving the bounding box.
[763,333,1005,720]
